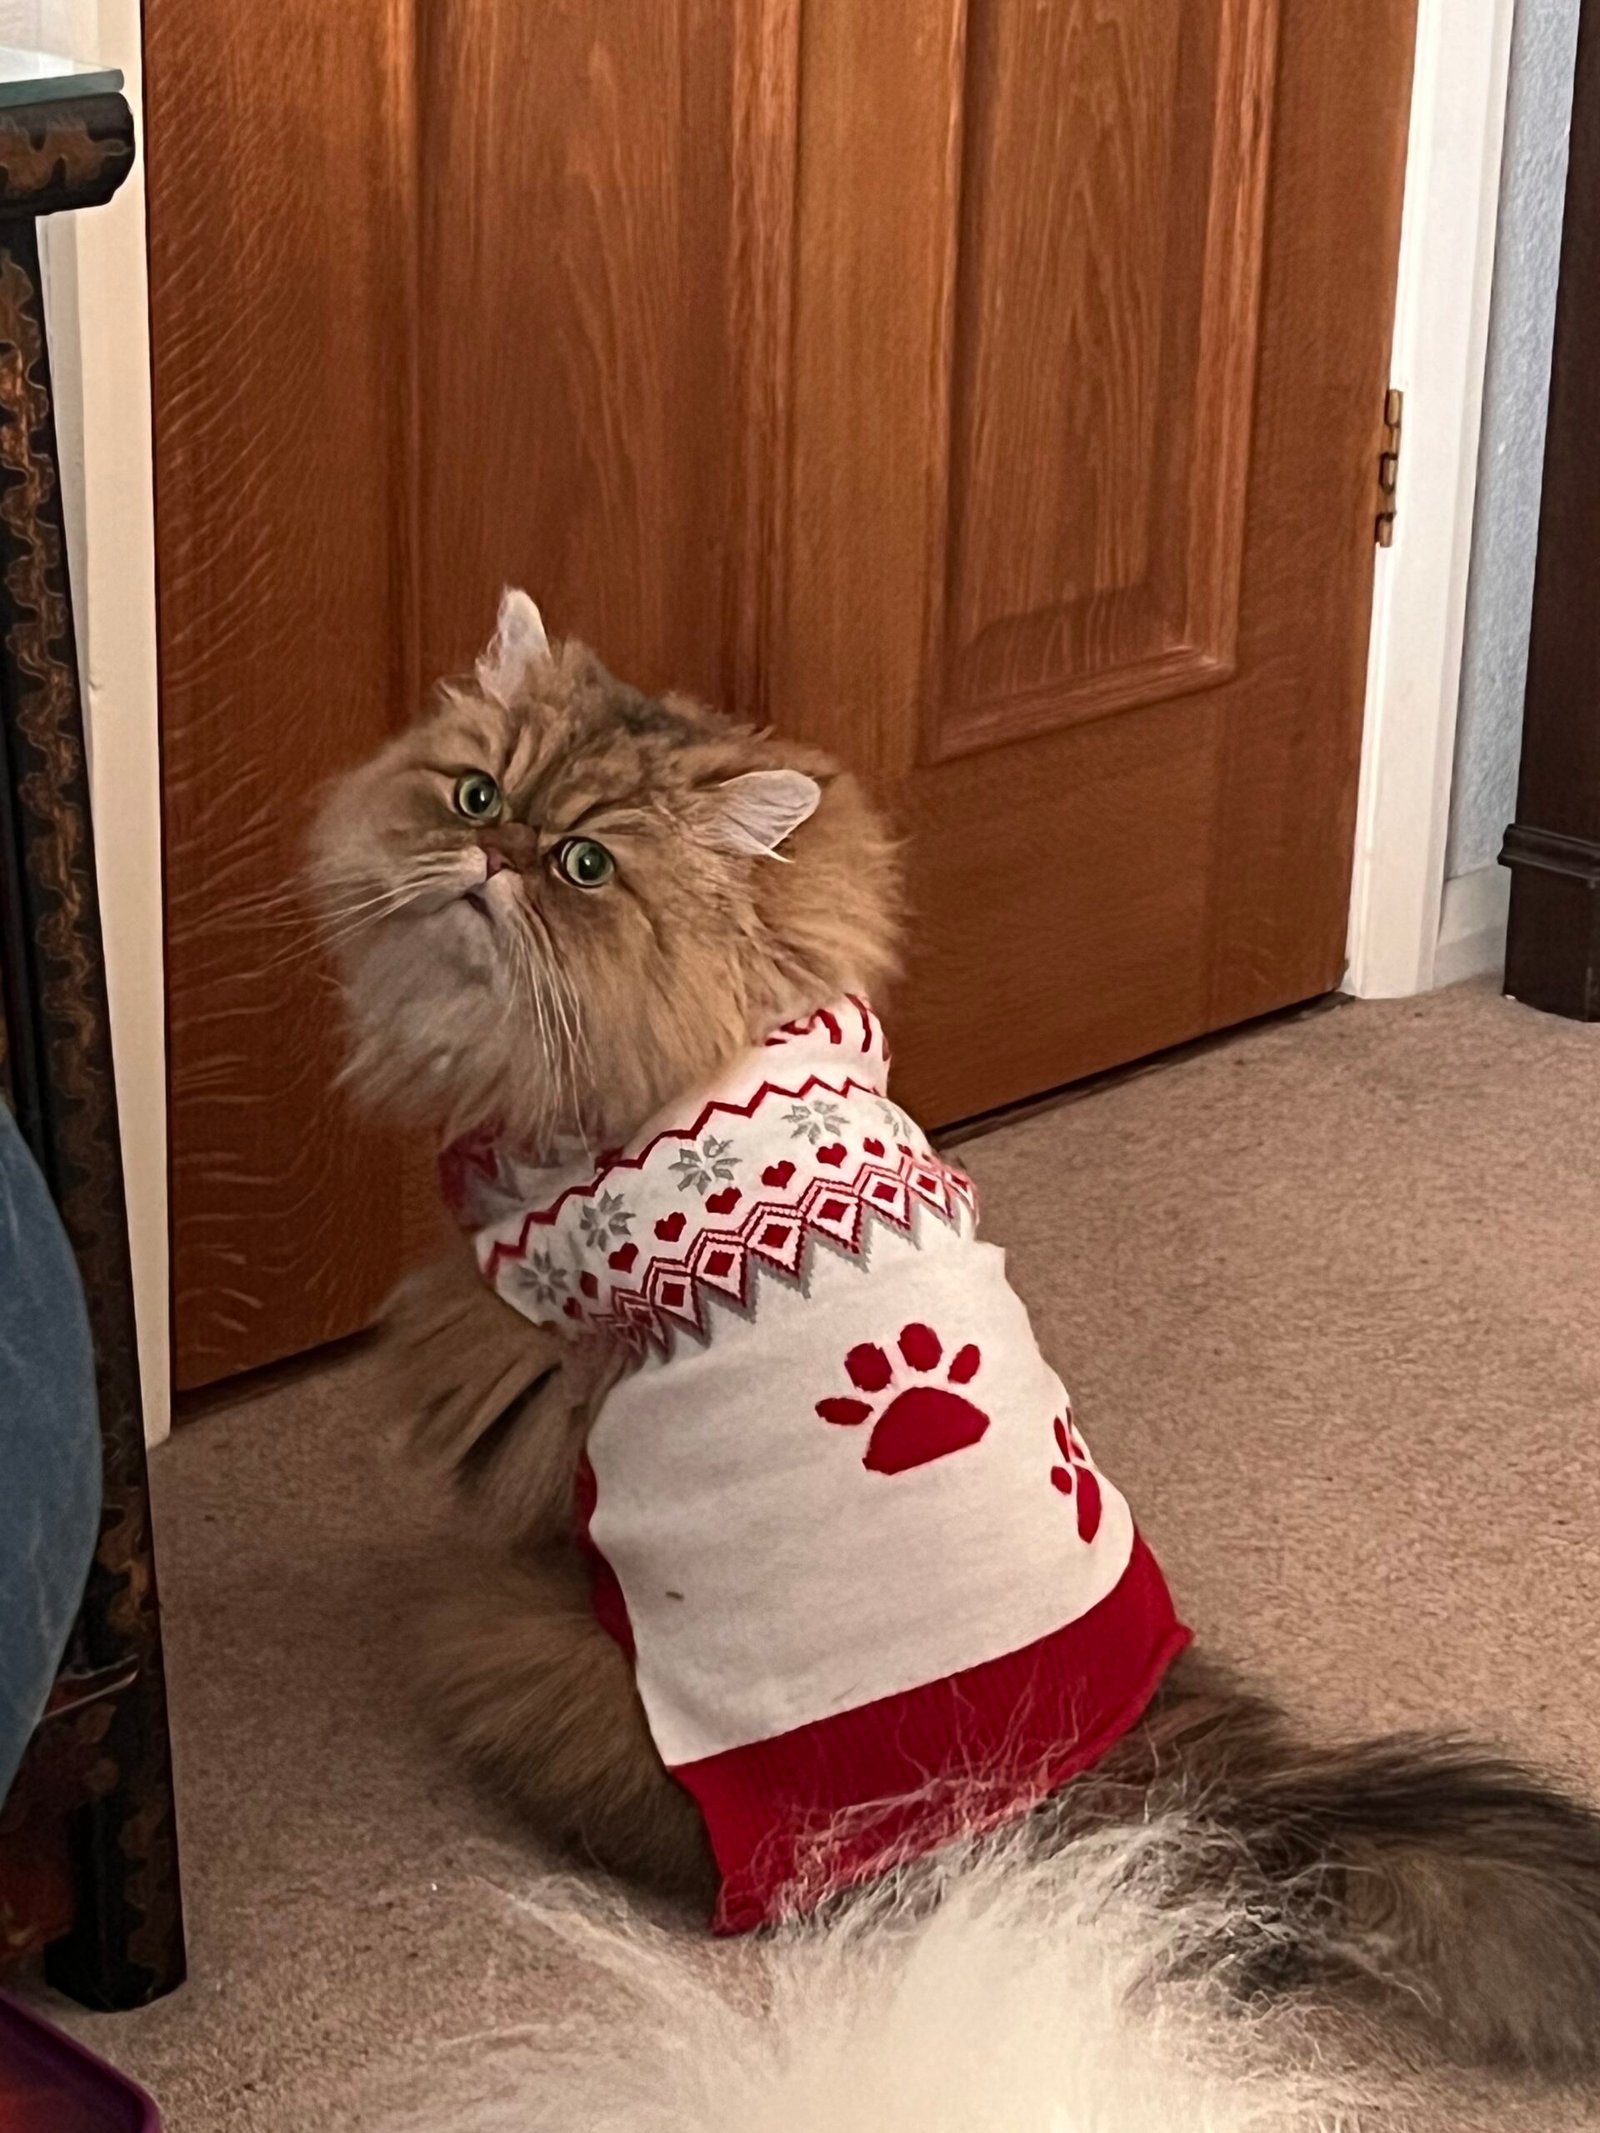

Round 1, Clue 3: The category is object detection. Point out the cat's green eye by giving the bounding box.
[453,770,503,823]
[554,838,615,889]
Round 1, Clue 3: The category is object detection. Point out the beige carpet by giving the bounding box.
[35,979,1600,2129]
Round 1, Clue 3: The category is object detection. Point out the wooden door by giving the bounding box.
[420,0,1415,1127]
[151,0,1416,1385]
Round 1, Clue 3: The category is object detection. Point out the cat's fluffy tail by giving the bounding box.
[388,1659,1600,2131]
[394,1815,1361,2133]
[1094,1651,1600,2074]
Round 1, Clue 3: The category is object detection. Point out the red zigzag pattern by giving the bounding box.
[502,1138,976,1355]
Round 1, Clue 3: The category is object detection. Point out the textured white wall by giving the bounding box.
[1448,0,1580,878]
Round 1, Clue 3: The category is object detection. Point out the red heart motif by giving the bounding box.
[762,1160,795,1189]
[706,1186,740,1215]
[817,1143,846,1167]
[864,1137,885,1157]
[655,1211,686,1242]
[563,1297,584,1320]
[579,1271,599,1299]
[608,1242,637,1273]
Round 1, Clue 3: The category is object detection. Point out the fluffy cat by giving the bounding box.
[313,592,1600,2074]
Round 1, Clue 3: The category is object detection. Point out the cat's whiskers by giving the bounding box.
[535,906,593,1151]
[184,882,395,946]
[547,950,591,1153]
[498,904,554,1144]
[254,862,477,975]
[534,951,580,1151]
[315,857,470,923]
[502,893,589,1155]
[325,860,473,924]
[232,855,467,935]
[519,926,555,1124]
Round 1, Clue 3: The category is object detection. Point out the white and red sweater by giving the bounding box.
[442,1000,1188,1930]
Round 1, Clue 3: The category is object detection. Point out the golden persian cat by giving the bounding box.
[311,593,1600,2073]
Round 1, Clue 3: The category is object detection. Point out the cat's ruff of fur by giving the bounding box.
[391,1816,1362,2133]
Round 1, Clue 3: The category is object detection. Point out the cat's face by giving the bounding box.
[310,594,900,1152]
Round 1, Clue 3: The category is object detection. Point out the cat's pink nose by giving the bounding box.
[482,846,512,878]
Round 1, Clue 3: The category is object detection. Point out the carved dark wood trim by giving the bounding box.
[1500,0,1600,1017]
[0,93,134,215]
[0,89,186,2008]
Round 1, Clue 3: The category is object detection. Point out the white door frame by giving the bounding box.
[1345,0,1517,997]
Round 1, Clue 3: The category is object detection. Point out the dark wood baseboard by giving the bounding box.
[1501,824,1600,1018]
[1503,866,1600,1021]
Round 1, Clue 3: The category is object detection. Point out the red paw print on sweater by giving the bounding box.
[1050,1411,1102,1541]
[816,1324,990,1474]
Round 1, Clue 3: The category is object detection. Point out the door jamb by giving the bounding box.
[1344,0,1516,997]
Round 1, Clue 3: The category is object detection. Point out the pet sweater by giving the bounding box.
[442,1000,1189,1930]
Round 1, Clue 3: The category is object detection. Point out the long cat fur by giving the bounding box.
[313,601,1600,2082]
[393,1814,1366,2133]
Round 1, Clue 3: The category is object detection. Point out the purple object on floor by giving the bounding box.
[0,1990,160,2132]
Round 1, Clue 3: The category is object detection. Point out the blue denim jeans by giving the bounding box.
[0,1101,100,1797]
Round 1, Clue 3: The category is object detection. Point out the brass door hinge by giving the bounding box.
[1375,387,1402,547]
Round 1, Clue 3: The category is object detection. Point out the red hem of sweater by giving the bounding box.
[665,1531,1189,1934]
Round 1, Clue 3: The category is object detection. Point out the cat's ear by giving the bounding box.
[696,769,822,860]
[476,587,552,705]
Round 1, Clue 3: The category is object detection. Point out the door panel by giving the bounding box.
[152,0,1416,1383]
[938,0,1272,752]
[145,0,420,1387]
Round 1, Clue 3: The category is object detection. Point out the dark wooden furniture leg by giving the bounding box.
[0,93,185,2009]
[1500,0,1600,1014]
